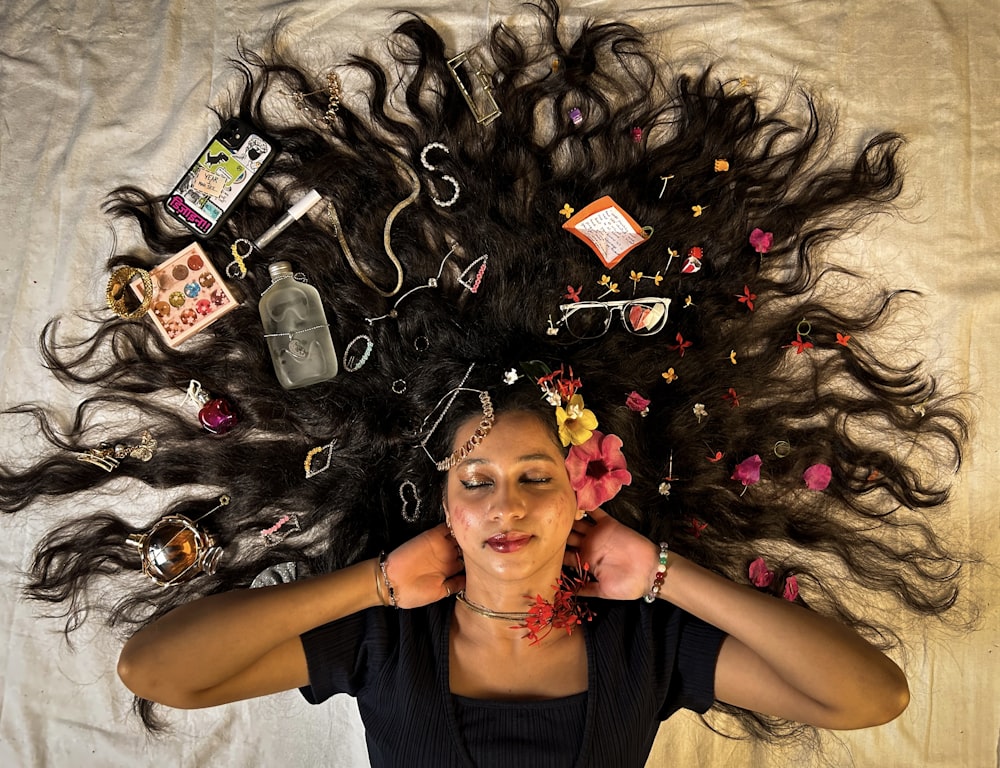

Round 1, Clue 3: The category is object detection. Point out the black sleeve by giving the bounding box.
[298,607,397,704]
[658,608,726,718]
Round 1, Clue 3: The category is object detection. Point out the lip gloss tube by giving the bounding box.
[253,189,323,249]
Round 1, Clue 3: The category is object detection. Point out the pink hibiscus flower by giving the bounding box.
[565,431,632,511]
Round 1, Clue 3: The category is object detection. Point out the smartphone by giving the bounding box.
[163,118,278,238]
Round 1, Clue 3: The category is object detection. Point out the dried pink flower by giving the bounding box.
[783,576,800,601]
[749,557,775,587]
[731,454,762,486]
[625,391,651,414]
[749,228,774,254]
[803,463,832,491]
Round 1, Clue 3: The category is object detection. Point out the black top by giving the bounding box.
[300,597,725,768]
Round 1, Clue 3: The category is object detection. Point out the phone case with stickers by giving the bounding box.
[164,118,277,239]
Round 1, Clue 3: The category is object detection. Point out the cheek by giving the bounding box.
[448,505,477,534]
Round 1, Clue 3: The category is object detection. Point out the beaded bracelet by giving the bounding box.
[378,551,398,608]
[643,542,669,603]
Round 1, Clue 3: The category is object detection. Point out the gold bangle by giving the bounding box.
[106,265,154,319]
[374,557,388,607]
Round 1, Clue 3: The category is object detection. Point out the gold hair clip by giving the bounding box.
[446,51,501,125]
[288,71,342,128]
[76,430,157,472]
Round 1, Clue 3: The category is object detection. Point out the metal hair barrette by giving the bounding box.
[76,430,157,472]
[446,51,502,125]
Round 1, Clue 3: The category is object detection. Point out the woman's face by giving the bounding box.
[444,410,582,588]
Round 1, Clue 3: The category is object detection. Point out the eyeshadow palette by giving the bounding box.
[131,243,239,347]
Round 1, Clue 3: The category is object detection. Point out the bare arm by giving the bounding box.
[569,508,909,729]
[118,523,464,709]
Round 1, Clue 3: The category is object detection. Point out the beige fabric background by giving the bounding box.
[0,1,997,766]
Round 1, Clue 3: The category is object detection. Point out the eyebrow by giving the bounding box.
[460,453,558,467]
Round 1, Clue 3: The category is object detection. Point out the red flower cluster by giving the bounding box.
[513,562,595,645]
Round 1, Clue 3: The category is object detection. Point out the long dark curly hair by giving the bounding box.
[1,0,969,738]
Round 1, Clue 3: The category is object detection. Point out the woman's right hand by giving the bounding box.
[384,523,465,608]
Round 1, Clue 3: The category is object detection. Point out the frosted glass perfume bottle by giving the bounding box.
[259,262,338,389]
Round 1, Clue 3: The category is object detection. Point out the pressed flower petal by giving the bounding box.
[749,557,775,587]
[783,576,800,601]
[731,454,762,485]
[803,463,832,490]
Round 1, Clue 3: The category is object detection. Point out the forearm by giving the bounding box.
[118,557,381,702]
[658,553,908,726]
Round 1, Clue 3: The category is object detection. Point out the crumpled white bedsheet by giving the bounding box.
[1,1,997,766]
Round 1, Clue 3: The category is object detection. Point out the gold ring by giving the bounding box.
[107,266,154,319]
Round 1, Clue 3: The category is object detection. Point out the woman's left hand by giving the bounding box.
[565,507,658,601]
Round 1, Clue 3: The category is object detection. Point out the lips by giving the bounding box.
[486,532,532,553]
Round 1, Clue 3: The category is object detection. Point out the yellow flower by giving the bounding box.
[630,270,643,283]
[683,295,694,308]
[661,368,678,383]
[555,394,598,446]
[692,204,706,217]
[652,272,663,285]
[729,350,738,365]
[560,203,575,218]
[714,159,730,172]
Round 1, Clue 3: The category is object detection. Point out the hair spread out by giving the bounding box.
[0,0,969,738]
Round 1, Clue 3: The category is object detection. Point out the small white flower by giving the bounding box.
[503,368,520,385]
[658,482,672,496]
[544,390,562,407]
[546,325,559,336]
[693,403,707,423]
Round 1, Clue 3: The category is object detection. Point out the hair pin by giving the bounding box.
[458,254,488,293]
[419,142,461,207]
[399,480,422,522]
[77,430,156,472]
[304,440,337,478]
[262,513,301,545]
[288,71,342,127]
[446,51,501,125]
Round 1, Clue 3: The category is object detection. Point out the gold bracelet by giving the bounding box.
[374,557,388,607]
[106,265,154,319]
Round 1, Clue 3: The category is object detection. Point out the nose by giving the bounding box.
[489,480,527,522]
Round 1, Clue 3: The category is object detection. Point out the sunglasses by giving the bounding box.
[558,297,670,339]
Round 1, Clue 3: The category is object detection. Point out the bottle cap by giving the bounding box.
[268,261,294,281]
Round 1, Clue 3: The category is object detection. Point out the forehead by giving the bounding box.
[451,410,561,458]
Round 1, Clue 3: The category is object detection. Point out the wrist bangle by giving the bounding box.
[374,557,388,606]
[379,551,398,608]
[643,542,669,603]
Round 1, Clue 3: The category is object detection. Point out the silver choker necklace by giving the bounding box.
[455,590,532,621]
